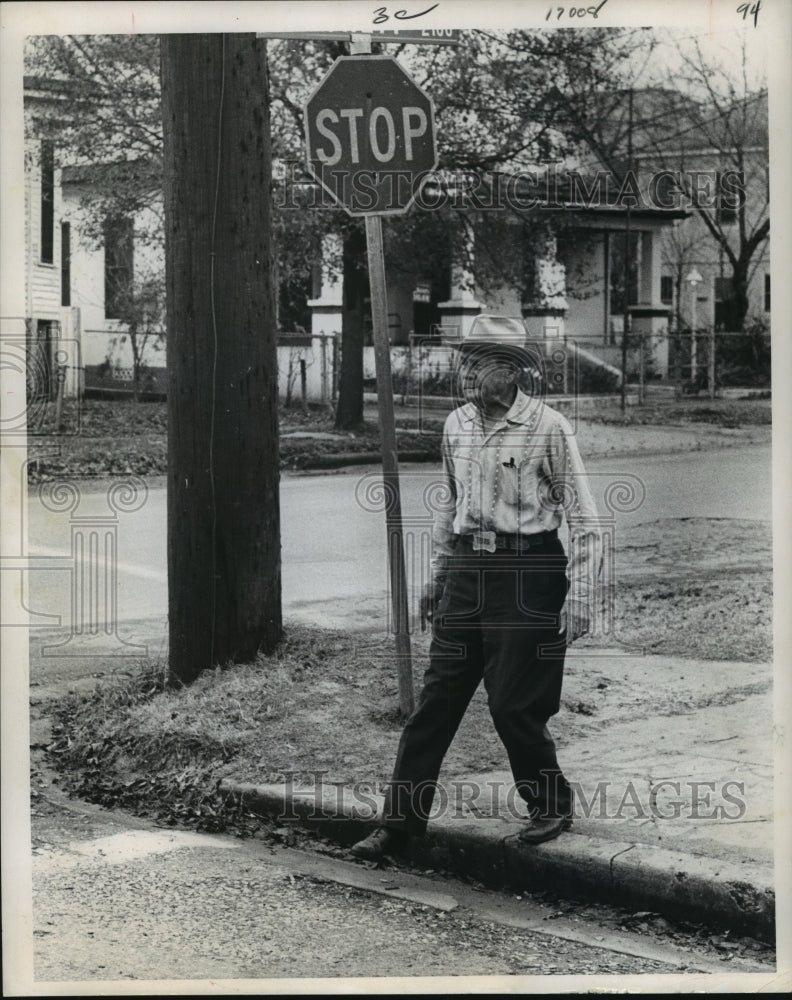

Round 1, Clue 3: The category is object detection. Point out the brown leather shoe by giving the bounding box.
[350,827,409,860]
[518,815,572,845]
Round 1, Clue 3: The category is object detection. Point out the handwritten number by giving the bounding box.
[373,3,439,24]
[736,1,761,26]
[546,0,608,20]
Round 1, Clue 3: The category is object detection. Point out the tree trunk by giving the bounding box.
[161,34,281,684]
[334,222,368,430]
[726,259,751,331]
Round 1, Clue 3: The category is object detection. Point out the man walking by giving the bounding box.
[351,316,601,859]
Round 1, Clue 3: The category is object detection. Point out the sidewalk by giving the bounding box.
[221,650,776,943]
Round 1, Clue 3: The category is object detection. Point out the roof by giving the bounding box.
[599,86,769,161]
[418,168,689,219]
[24,74,101,105]
[60,158,161,186]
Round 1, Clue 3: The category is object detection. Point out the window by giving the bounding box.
[311,261,322,300]
[660,275,674,305]
[715,170,741,226]
[40,140,54,264]
[764,274,770,312]
[60,222,71,307]
[608,230,640,318]
[104,216,134,319]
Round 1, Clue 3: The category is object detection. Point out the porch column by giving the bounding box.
[307,232,342,338]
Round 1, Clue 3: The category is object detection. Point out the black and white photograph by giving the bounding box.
[1,0,790,994]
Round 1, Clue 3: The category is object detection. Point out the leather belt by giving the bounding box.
[457,529,558,553]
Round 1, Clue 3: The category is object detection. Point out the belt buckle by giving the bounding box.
[472,530,496,553]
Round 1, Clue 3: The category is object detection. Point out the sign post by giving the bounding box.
[304,52,439,717]
[686,268,703,385]
[365,212,413,712]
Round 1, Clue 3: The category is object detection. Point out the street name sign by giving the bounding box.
[304,55,438,216]
[259,29,461,45]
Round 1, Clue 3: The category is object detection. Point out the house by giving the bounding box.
[646,90,770,335]
[581,86,770,335]
[24,72,689,404]
[305,170,687,388]
[23,77,82,403]
[24,74,166,403]
[59,159,167,399]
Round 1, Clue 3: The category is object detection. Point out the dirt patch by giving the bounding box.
[574,517,773,663]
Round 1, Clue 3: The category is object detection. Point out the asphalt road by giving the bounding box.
[22,443,772,646]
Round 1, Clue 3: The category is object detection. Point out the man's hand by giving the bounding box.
[420,578,446,632]
[559,598,590,643]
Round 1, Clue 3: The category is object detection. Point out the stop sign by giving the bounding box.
[304,55,438,216]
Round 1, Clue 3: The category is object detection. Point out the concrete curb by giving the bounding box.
[219,779,775,944]
[288,449,436,470]
[363,391,641,411]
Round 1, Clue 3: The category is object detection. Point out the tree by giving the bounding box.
[161,34,281,683]
[411,28,647,171]
[25,34,163,249]
[650,37,769,332]
[265,29,652,428]
[371,29,650,363]
[549,30,769,332]
[102,274,166,400]
[334,220,368,428]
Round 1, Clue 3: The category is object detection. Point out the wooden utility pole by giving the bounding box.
[161,34,281,684]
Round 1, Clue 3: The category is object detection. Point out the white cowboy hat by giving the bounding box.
[454,315,539,369]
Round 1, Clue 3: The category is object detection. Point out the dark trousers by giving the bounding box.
[382,535,572,834]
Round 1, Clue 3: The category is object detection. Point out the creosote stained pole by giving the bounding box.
[161,34,281,684]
